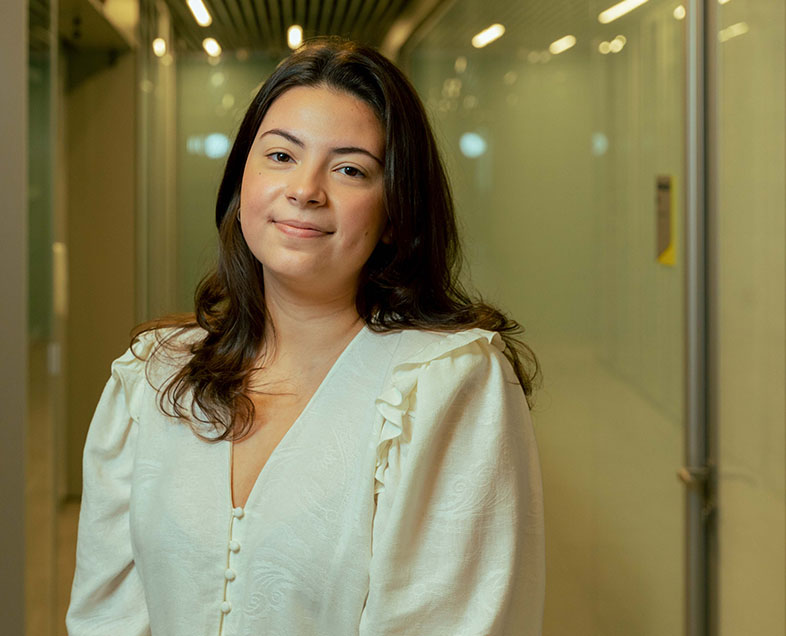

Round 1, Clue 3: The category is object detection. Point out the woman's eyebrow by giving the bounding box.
[259,128,383,166]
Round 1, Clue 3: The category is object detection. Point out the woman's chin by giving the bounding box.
[261,264,357,300]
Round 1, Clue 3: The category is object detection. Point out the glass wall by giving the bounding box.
[174,53,276,310]
[138,0,277,315]
[408,1,685,634]
[27,0,59,634]
[716,1,785,634]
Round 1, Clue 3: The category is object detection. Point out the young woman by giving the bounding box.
[67,37,544,636]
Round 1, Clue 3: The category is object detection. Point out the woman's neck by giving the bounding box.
[260,277,363,370]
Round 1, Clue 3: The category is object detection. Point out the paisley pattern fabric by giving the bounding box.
[67,326,544,636]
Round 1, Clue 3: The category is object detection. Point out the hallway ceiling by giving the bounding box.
[413,0,620,55]
[163,0,418,54]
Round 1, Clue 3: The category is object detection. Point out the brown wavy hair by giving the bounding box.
[133,36,540,441]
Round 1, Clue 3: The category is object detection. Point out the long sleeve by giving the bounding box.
[360,331,545,636]
[66,346,152,636]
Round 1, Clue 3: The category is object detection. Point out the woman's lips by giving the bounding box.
[273,219,332,238]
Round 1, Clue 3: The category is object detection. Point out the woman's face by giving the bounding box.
[239,85,387,301]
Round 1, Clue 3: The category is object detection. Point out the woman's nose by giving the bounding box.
[286,165,326,208]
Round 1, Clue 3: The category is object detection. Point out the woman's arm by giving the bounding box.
[361,334,545,636]
[66,349,151,636]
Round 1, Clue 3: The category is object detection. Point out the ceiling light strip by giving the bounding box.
[549,34,577,55]
[598,0,650,24]
[202,36,221,56]
[472,24,505,48]
[186,0,212,26]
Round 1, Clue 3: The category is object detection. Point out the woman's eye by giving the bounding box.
[268,152,292,163]
[338,165,364,178]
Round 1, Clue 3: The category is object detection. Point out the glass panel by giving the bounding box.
[137,0,178,320]
[27,0,58,633]
[408,1,685,633]
[175,53,276,310]
[137,0,277,315]
[716,1,786,634]
[56,2,139,631]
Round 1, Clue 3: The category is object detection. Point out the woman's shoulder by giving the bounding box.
[387,326,506,372]
[105,325,206,422]
[371,327,525,496]
[113,325,206,387]
[371,326,514,415]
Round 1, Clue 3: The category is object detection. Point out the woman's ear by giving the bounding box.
[380,222,393,244]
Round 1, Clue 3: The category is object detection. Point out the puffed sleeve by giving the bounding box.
[66,338,154,636]
[360,330,545,636]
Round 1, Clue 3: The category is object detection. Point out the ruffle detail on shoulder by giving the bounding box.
[373,329,504,495]
[110,327,192,423]
[110,331,162,423]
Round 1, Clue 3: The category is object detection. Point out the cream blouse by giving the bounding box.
[66,326,545,636]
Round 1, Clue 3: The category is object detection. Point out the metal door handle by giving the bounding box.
[677,465,710,488]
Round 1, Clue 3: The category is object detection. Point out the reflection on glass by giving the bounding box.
[203,37,222,57]
[718,22,749,42]
[152,37,167,57]
[599,0,651,24]
[549,35,576,55]
[459,132,487,158]
[472,24,505,48]
[186,0,212,26]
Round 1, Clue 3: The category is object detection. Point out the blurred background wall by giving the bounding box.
[1,0,28,633]
[63,49,138,496]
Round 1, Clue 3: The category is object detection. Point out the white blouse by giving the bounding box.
[66,325,544,636]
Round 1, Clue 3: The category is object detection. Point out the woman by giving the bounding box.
[67,37,544,636]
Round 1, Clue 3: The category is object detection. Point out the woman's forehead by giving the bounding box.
[259,86,383,145]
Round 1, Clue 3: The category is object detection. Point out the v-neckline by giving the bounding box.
[227,324,368,511]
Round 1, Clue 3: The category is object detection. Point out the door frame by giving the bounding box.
[683,1,719,635]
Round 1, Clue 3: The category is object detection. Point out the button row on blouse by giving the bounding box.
[221,507,243,618]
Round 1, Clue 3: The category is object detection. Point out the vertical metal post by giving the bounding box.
[136,0,151,324]
[683,1,717,635]
[703,3,719,635]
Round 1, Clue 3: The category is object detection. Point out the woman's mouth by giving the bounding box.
[272,219,333,238]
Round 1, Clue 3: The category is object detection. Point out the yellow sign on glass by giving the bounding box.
[656,175,676,266]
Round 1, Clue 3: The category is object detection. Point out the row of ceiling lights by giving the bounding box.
[471,0,735,51]
[149,0,302,58]
[152,0,737,59]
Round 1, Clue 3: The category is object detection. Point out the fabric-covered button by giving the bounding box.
[229,540,240,553]
[224,568,236,581]
[221,601,232,614]
[232,507,244,519]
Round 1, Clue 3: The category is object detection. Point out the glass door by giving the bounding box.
[406,1,686,633]
[715,1,785,634]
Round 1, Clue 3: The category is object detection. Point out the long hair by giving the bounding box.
[134,36,540,440]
